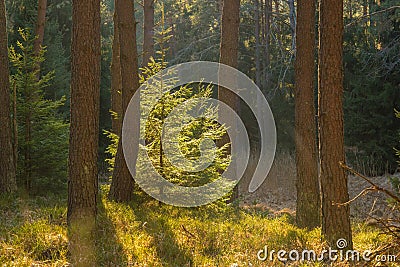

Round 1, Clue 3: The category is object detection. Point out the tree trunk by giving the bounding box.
[68,0,101,264]
[348,0,353,20]
[218,0,241,202]
[295,0,320,230]
[318,0,353,248]
[33,0,47,78]
[142,0,154,67]
[254,0,261,86]
[111,6,122,135]
[34,0,47,56]
[363,0,368,16]
[13,81,18,171]
[0,0,17,194]
[109,0,140,203]
[262,0,271,90]
[24,104,32,190]
[288,0,296,51]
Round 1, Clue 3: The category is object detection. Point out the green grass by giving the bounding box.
[0,186,395,266]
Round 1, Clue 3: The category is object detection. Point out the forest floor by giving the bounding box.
[0,185,398,266]
[240,153,400,223]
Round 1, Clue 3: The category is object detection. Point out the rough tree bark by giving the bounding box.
[67,0,101,264]
[218,0,241,202]
[111,6,122,135]
[318,0,353,248]
[0,0,17,194]
[109,0,140,203]
[295,0,321,229]
[142,0,154,67]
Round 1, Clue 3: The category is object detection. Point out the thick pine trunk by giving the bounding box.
[111,7,122,135]
[218,0,241,202]
[0,0,17,193]
[68,0,101,264]
[109,0,140,203]
[318,0,353,248]
[295,0,320,229]
[142,0,154,67]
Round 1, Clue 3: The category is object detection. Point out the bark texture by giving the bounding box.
[0,0,17,193]
[142,0,154,67]
[295,0,321,229]
[109,0,140,203]
[218,0,241,202]
[68,0,101,264]
[111,7,122,135]
[318,0,353,248]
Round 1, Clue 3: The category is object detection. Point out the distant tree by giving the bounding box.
[318,0,353,248]
[287,0,295,51]
[0,0,17,193]
[33,0,47,83]
[218,0,241,202]
[67,0,100,264]
[110,3,122,135]
[142,0,155,67]
[261,0,272,90]
[109,0,140,203]
[254,0,261,86]
[295,0,320,229]
[33,0,47,58]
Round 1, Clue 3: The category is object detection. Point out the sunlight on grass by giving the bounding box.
[0,188,396,266]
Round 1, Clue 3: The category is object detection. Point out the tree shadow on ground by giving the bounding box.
[96,197,129,265]
[130,199,194,266]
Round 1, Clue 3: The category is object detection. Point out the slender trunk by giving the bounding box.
[363,0,368,27]
[111,6,122,135]
[318,0,353,248]
[369,0,374,26]
[13,81,18,171]
[68,0,101,264]
[288,0,296,51]
[33,0,47,76]
[25,106,31,190]
[168,17,176,59]
[0,0,17,193]
[109,0,140,203]
[363,0,368,16]
[263,0,271,90]
[295,0,320,229]
[254,0,261,86]
[348,0,353,20]
[218,0,241,202]
[142,0,154,67]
